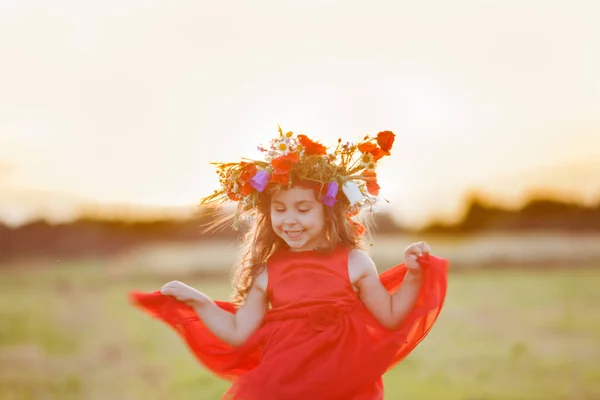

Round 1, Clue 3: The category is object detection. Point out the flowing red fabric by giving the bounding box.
[129,246,448,400]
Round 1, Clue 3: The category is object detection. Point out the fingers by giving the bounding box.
[421,242,431,255]
[160,281,199,306]
[160,280,182,295]
[406,241,431,257]
[160,286,172,295]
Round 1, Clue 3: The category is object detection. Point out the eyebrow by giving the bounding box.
[271,200,315,206]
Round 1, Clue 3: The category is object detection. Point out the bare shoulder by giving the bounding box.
[348,249,378,286]
[253,266,269,293]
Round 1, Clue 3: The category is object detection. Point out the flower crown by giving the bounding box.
[201,126,396,229]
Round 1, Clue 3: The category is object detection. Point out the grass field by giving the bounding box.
[1,254,599,399]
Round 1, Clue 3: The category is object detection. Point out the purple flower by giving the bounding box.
[321,181,338,207]
[249,169,270,192]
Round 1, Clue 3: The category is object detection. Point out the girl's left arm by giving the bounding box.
[350,248,424,330]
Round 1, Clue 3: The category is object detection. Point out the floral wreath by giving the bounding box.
[201,126,396,233]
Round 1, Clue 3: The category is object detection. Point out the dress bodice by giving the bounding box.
[266,245,359,313]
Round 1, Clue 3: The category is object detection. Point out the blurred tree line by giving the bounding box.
[422,197,600,233]
[0,197,598,263]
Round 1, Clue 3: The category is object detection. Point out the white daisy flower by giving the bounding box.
[271,137,293,156]
[360,152,374,169]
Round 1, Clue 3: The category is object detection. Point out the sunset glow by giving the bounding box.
[1,1,599,228]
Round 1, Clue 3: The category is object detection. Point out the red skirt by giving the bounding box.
[130,254,448,399]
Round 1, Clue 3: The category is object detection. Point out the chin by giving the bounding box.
[280,236,315,252]
[285,241,310,251]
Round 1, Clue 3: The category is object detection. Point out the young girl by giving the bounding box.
[130,128,448,399]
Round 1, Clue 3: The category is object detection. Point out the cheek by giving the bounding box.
[306,211,326,229]
[270,212,280,227]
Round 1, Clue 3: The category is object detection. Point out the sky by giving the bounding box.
[0,0,599,228]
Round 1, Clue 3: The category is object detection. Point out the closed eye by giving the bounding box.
[298,209,311,213]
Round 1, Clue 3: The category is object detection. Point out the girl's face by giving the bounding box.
[270,186,326,252]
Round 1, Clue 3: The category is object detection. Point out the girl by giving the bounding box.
[130,128,448,399]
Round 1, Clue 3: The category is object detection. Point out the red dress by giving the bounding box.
[129,246,448,399]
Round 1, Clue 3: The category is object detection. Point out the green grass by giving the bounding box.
[1,261,599,399]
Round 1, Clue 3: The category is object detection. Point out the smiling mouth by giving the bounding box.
[284,230,305,240]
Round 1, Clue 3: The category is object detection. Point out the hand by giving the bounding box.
[160,280,207,307]
[404,241,431,271]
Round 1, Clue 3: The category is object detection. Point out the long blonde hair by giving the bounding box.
[230,189,371,307]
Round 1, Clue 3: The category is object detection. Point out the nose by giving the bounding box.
[283,214,298,226]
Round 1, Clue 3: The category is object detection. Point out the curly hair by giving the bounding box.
[229,188,372,307]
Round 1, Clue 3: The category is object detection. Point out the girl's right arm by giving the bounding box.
[160,269,268,347]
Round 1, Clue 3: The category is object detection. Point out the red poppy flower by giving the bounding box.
[376,131,395,155]
[241,182,253,196]
[371,147,384,161]
[270,153,299,185]
[361,170,380,196]
[358,141,384,162]
[239,163,257,182]
[358,142,377,154]
[238,163,258,196]
[348,218,366,237]
[227,191,240,201]
[298,135,327,156]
